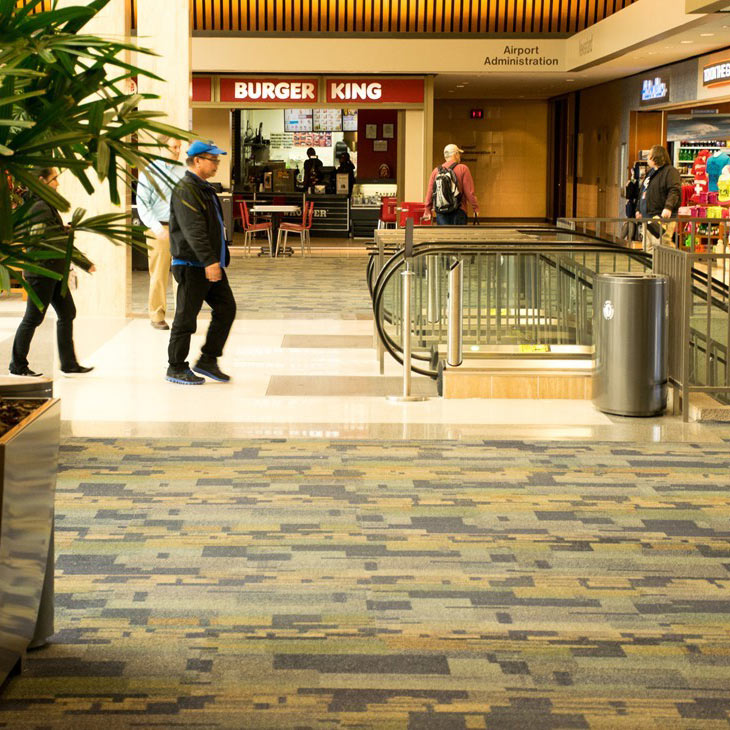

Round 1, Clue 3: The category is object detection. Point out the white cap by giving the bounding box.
[444,143,464,157]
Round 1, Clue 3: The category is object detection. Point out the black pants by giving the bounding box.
[168,266,236,371]
[11,276,78,371]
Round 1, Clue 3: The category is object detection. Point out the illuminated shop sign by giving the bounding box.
[640,77,669,105]
[219,78,319,103]
[325,78,424,104]
[703,61,730,87]
[215,77,424,105]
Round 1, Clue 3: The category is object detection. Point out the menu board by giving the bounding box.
[284,109,313,132]
[343,109,358,132]
[313,108,342,132]
[292,132,332,148]
[270,132,295,149]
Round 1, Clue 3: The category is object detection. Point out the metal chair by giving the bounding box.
[377,196,398,229]
[239,200,273,257]
[397,202,432,227]
[277,201,314,256]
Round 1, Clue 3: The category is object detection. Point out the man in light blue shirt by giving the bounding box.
[136,136,186,330]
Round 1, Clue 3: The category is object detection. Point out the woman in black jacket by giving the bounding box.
[635,145,681,247]
[9,167,95,377]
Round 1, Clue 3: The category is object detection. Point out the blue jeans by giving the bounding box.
[435,208,468,226]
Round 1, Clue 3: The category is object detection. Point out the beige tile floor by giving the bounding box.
[3,254,729,443]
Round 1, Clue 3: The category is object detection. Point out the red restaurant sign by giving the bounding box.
[192,76,212,102]
[220,77,319,103]
[325,78,423,104]
[215,77,424,105]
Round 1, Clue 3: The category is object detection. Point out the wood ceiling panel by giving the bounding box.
[182,0,639,33]
[12,0,639,34]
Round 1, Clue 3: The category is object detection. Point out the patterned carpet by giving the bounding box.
[1,437,730,728]
[131,256,374,320]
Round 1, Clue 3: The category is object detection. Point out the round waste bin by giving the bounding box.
[593,272,667,417]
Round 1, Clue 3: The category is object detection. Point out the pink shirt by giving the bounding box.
[425,162,479,214]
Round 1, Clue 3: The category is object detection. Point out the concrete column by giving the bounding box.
[422,77,435,200]
[136,0,192,134]
[403,110,426,202]
[57,0,131,318]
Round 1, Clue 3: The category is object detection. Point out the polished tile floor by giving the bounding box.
[1,254,727,443]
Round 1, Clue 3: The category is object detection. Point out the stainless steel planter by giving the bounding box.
[0,398,60,689]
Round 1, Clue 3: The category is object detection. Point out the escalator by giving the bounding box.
[369,230,654,379]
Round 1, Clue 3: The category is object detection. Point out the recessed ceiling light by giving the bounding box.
[456,84,465,88]
[566,78,575,82]
[700,33,715,37]
[448,90,455,93]
[680,40,694,44]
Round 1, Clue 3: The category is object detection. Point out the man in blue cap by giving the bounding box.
[166,140,236,385]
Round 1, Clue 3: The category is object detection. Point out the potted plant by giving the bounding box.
[0,0,193,688]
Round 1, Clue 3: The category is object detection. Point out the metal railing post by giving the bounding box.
[447,260,463,367]
[427,255,440,324]
[388,219,427,402]
[387,264,428,402]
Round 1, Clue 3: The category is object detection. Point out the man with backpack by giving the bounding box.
[425,143,479,225]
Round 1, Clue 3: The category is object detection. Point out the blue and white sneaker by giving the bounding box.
[166,368,205,385]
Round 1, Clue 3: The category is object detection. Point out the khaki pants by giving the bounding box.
[148,228,171,322]
[644,220,676,249]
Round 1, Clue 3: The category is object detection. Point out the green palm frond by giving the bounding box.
[0,0,196,292]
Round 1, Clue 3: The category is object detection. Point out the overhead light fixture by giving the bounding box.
[700,33,715,36]
[680,40,694,44]
[566,78,575,82]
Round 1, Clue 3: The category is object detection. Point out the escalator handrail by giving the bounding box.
[372,240,653,378]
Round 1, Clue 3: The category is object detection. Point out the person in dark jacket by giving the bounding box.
[335,151,356,196]
[9,167,95,377]
[302,147,323,192]
[166,141,236,385]
[635,145,681,248]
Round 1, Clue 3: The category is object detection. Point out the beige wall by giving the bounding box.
[404,110,426,201]
[575,80,627,219]
[433,99,549,219]
[191,108,233,186]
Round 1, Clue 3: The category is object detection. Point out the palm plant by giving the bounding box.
[0,0,193,306]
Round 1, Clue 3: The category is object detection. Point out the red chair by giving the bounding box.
[239,200,273,257]
[277,201,315,256]
[397,202,432,228]
[378,196,397,229]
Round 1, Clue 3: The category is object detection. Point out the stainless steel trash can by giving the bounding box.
[593,272,667,417]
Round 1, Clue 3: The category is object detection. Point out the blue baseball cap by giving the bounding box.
[187,140,227,157]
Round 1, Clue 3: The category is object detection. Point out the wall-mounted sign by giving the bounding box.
[483,44,560,68]
[640,76,670,105]
[325,78,423,104]
[219,77,319,103]
[703,60,730,87]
